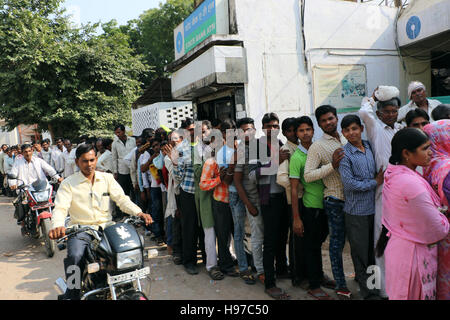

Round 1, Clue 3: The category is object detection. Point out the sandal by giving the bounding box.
[222,267,240,277]
[265,287,291,300]
[208,266,224,281]
[240,270,256,285]
[336,288,352,300]
[321,274,337,290]
[308,288,333,300]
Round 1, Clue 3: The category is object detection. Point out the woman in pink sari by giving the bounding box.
[376,128,449,300]
[423,120,450,300]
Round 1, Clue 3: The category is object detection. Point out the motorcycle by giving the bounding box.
[55,216,150,300]
[8,174,60,257]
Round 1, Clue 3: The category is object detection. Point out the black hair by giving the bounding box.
[55,137,64,143]
[180,118,194,129]
[64,138,71,144]
[295,116,314,130]
[220,119,236,131]
[315,105,337,121]
[431,104,450,121]
[21,144,32,152]
[236,117,255,128]
[281,117,297,132]
[114,124,125,132]
[377,97,401,111]
[42,139,50,144]
[211,119,222,128]
[405,108,430,127]
[341,114,362,130]
[76,143,96,159]
[102,138,113,149]
[262,112,279,126]
[202,120,212,129]
[389,128,429,165]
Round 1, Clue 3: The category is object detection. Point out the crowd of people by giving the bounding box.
[0,80,449,301]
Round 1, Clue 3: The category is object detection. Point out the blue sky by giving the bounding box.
[61,0,164,27]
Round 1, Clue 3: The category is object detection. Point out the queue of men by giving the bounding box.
[1,80,449,301]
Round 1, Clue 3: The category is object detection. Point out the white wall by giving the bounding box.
[0,128,19,146]
[234,0,405,137]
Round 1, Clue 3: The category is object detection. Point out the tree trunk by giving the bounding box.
[47,123,55,144]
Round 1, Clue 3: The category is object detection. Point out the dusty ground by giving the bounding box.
[0,195,361,300]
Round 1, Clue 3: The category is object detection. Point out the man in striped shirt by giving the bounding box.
[339,115,384,300]
[304,105,350,299]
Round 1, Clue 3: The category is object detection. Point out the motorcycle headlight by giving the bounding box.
[32,190,50,202]
[116,249,142,270]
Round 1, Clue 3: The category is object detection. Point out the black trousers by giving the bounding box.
[172,194,183,258]
[64,232,93,300]
[179,189,204,267]
[261,193,290,289]
[345,213,379,298]
[289,202,307,285]
[212,199,235,271]
[115,174,132,219]
[302,205,329,289]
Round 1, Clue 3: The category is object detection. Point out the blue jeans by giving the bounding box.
[149,187,162,238]
[166,216,173,247]
[229,192,248,272]
[323,196,347,289]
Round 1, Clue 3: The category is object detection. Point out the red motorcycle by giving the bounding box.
[10,175,59,257]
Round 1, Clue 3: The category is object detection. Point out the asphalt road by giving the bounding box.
[0,194,361,300]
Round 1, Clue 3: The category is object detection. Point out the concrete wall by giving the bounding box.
[234,0,405,136]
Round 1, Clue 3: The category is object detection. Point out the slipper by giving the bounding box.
[222,267,240,277]
[336,288,352,300]
[208,266,224,281]
[265,287,291,300]
[308,289,333,300]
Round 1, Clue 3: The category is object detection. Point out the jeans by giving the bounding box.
[165,216,173,247]
[261,193,290,289]
[228,192,249,272]
[323,196,347,289]
[149,187,162,238]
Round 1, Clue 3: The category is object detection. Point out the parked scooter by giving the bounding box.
[55,216,150,300]
[8,173,60,257]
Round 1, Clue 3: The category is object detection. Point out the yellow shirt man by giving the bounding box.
[52,171,142,229]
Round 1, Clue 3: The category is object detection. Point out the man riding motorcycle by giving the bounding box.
[9,144,64,224]
[48,143,153,300]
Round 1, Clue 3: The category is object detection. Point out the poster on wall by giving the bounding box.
[312,65,367,113]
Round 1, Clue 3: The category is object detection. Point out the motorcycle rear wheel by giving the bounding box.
[41,218,56,257]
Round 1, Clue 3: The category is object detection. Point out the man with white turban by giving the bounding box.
[397,81,441,123]
[359,86,404,299]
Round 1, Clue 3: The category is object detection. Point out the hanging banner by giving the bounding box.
[312,64,367,113]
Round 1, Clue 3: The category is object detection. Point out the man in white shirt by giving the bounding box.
[111,124,136,219]
[61,139,77,178]
[96,138,113,173]
[9,144,63,222]
[359,86,403,299]
[0,144,8,195]
[41,139,64,173]
[397,81,441,123]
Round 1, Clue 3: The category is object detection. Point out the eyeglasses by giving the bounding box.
[379,110,398,116]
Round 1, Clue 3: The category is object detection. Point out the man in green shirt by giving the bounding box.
[289,116,333,300]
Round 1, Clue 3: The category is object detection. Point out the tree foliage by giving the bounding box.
[124,0,195,88]
[0,0,149,140]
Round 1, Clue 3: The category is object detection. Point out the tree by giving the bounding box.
[124,0,194,88]
[0,0,149,140]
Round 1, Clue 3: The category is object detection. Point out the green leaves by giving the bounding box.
[0,0,148,140]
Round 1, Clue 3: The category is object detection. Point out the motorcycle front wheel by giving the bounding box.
[41,218,56,257]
